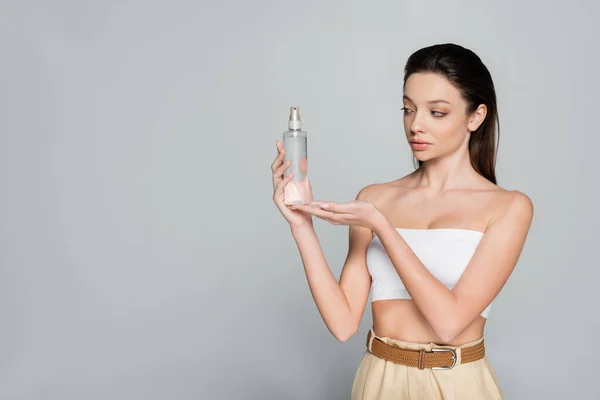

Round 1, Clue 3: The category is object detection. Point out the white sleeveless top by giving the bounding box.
[366,228,491,318]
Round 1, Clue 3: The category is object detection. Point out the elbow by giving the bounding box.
[336,334,351,342]
[435,321,461,344]
[335,324,358,342]
[437,330,458,345]
[434,302,467,344]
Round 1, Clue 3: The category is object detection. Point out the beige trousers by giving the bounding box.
[351,328,504,400]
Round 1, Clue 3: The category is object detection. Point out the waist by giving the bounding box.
[366,327,486,370]
[372,299,486,347]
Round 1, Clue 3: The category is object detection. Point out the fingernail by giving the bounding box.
[320,203,329,209]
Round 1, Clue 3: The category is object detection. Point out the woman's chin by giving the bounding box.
[412,151,433,161]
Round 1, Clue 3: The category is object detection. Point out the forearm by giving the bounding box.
[290,223,354,341]
[374,219,460,341]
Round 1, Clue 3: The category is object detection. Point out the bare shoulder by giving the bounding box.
[355,182,383,201]
[488,188,534,228]
[355,174,414,202]
[504,190,534,221]
[356,181,404,205]
[507,190,534,211]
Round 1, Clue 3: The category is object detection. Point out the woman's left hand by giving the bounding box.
[290,200,387,232]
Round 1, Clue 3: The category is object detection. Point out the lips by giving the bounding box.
[409,141,432,151]
[410,140,432,144]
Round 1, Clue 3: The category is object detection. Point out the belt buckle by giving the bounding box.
[430,348,457,370]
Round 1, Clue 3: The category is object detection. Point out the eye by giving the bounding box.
[401,107,445,118]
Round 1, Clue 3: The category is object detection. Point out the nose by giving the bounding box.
[409,111,426,134]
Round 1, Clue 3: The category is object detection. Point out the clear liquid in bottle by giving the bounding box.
[283,106,313,205]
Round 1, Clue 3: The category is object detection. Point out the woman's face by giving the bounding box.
[402,72,485,161]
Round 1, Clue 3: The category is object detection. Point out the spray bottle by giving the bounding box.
[283,106,313,205]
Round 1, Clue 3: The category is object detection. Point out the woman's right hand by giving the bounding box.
[272,140,314,231]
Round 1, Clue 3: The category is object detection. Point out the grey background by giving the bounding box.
[1,0,598,399]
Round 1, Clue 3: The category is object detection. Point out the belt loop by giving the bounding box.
[367,328,376,352]
[418,349,425,370]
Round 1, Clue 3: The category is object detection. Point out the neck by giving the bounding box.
[414,146,478,193]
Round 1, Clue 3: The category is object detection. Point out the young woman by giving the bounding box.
[270,43,533,399]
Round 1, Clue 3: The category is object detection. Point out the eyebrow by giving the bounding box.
[403,95,451,105]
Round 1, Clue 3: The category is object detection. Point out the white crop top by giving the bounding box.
[366,228,491,319]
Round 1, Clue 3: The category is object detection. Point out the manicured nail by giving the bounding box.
[320,203,329,209]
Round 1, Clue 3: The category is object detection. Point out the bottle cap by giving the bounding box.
[288,106,301,130]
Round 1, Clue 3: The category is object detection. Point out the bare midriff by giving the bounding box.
[371,299,486,346]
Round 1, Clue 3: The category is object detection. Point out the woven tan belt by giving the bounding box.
[366,329,485,370]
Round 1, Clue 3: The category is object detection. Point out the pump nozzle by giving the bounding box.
[288,106,301,130]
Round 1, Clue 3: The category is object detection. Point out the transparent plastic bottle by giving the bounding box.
[283,106,313,205]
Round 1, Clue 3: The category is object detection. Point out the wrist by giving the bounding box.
[371,211,390,235]
[290,221,315,236]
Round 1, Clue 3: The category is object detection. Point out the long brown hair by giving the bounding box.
[403,43,500,184]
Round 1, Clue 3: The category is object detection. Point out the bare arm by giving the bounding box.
[373,190,534,343]
[291,186,375,342]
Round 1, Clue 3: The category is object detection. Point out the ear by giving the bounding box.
[468,104,487,132]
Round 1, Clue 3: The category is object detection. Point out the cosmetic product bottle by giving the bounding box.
[283,106,313,205]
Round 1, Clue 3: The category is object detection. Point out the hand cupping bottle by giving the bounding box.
[283,106,313,205]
